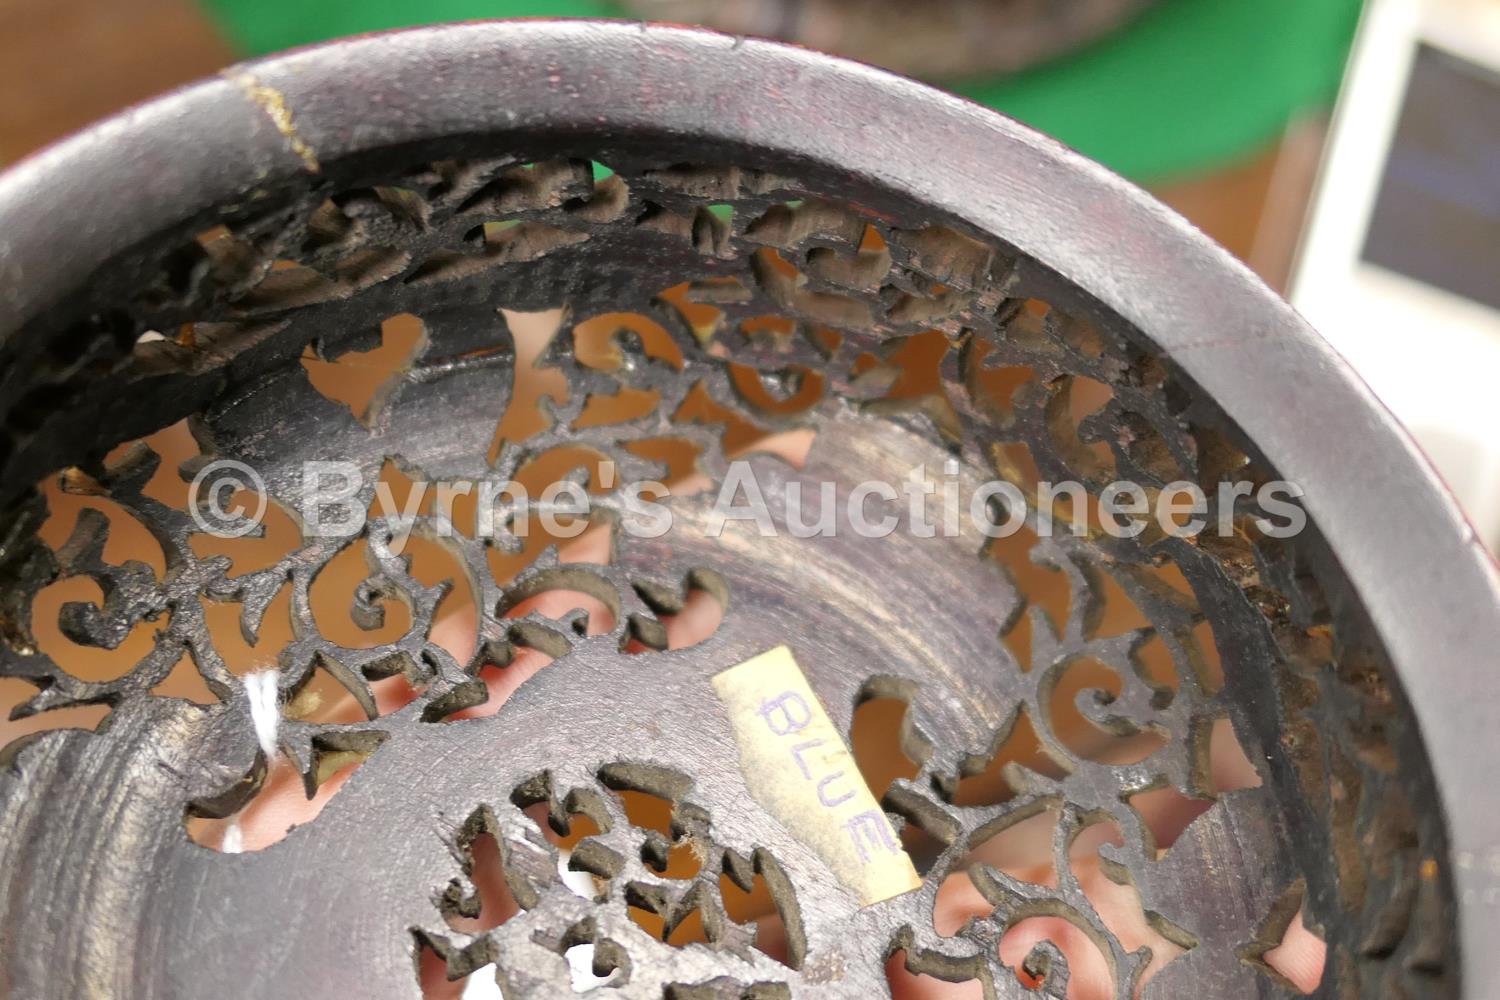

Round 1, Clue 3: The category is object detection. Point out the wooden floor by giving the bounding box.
[0,0,235,163]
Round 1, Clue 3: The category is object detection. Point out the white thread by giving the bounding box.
[565,943,615,993]
[461,970,505,999]
[558,849,595,901]
[221,819,243,855]
[243,670,281,759]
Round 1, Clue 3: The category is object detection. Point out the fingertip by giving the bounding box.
[1263,909,1327,994]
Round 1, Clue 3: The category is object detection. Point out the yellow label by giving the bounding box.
[713,646,922,906]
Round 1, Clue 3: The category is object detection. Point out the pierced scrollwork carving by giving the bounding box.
[0,29,1461,1000]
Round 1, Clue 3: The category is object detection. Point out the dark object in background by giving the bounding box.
[1362,43,1500,314]
[625,0,1157,77]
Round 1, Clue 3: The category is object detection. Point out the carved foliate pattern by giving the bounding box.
[0,152,1449,998]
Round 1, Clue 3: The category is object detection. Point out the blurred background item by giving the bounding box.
[618,0,1160,79]
[0,0,235,165]
[1292,0,1500,547]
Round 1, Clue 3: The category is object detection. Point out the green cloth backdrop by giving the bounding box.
[202,0,1364,181]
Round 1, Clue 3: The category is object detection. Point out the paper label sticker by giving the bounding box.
[713,646,922,906]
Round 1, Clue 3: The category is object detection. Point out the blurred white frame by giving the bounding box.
[1291,0,1500,548]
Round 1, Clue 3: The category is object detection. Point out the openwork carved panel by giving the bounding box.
[0,22,1481,1000]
